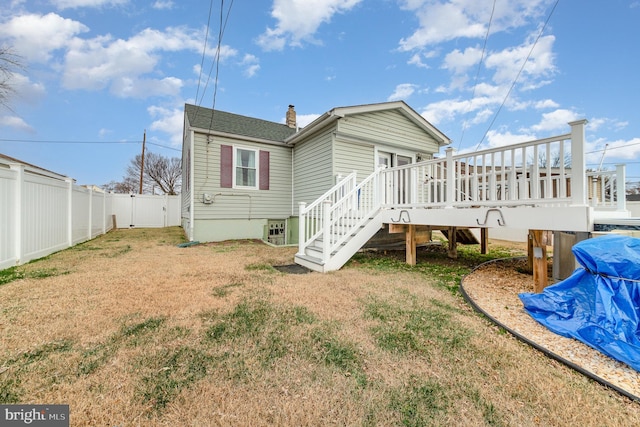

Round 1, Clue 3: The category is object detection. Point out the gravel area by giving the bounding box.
[461,258,640,401]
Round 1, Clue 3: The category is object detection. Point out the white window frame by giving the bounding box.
[233,146,259,189]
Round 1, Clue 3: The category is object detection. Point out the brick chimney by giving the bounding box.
[286,105,297,128]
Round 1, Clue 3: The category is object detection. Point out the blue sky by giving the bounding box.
[1,0,639,188]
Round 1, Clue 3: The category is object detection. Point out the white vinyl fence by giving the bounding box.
[0,160,181,270]
[111,194,181,228]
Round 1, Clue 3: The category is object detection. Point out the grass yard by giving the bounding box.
[1,227,639,426]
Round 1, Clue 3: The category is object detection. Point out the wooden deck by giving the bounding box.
[295,119,633,288]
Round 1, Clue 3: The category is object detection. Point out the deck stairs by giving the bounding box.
[295,120,632,273]
[440,228,480,245]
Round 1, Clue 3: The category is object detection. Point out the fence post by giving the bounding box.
[569,119,588,206]
[445,148,454,208]
[297,202,306,257]
[10,164,24,265]
[87,187,93,240]
[66,178,73,247]
[102,190,107,234]
[616,164,626,212]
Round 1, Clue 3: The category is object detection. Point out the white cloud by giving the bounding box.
[148,105,184,146]
[240,54,260,78]
[398,0,553,51]
[256,0,363,51]
[587,117,628,133]
[51,0,128,9]
[442,46,482,74]
[421,93,499,126]
[484,35,556,86]
[60,26,234,98]
[596,137,640,161]
[10,73,47,105]
[388,83,418,101]
[534,99,559,109]
[473,128,538,151]
[529,109,579,133]
[293,113,321,128]
[0,114,35,133]
[152,0,174,9]
[399,1,486,51]
[407,53,429,68]
[110,76,183,98]
[0,13,88,62]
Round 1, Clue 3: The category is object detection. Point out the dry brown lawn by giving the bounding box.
[1,227,639,426]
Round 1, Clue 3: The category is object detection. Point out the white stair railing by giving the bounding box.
[297,168,384,263]
[297,171,357,257]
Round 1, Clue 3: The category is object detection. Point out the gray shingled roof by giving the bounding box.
[185,104,297,142]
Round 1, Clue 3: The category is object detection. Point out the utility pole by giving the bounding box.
[139,130,146,194]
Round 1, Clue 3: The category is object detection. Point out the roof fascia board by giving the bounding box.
[286,101,451,147]
[337,101,451,147]
[284,112,341,144]
[190,127,290,147]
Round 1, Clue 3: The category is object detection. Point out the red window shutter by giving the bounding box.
[259,150,269,190]
[220,145,233,188]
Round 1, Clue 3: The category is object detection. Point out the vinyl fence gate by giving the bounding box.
[111,194,181,228]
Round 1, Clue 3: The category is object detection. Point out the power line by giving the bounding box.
[474,0,560,152]
[586,140,640,155]
[194,0,216,107]
[457,0,496,151]
[0,138,140,144]
[208,0,235,131]
[0,138,181,152]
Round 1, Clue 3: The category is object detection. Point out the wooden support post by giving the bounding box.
[526,231,533,274]
[406,224,417,266]
[529,229,548,293]
[447,226,458,259]
[480,228,488,254]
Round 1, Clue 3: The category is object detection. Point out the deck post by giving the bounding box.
[569,119,588,206]
[297,202,306,256]
[480,228,488,254]
[447,226,457,259]
[405,224,417,266]
[445,148,455,208]
[616,164,626,212]
[529,229,548,293]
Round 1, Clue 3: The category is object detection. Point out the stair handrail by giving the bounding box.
[297,171,357,257]
[323,167,384,261]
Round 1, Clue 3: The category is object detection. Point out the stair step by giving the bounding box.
[295,253,323,264]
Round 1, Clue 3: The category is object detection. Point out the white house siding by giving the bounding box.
[292,130,334,212]
[190,131,292,241]
[337,109,442,155]
[333,138,375,180]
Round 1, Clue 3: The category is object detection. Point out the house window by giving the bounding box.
[220,145,270,190]
[235,148,257,188]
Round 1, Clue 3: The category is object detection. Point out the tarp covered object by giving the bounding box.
[519,234,640,371]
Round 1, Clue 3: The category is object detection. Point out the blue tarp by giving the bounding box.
[519,234,640,371]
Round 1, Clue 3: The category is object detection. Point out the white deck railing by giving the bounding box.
[379,119,624,210]
[586,165,626,211]
[297,120,627,263]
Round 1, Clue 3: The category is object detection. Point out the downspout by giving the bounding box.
[291,148,295,217]
[189,129,195,241]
